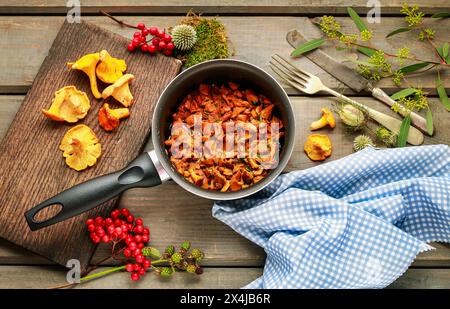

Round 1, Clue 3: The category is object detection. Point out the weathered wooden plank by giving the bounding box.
[0,95,449,267]
[0,0,447,15]
[0,16,448,94]
[0,265,448,288]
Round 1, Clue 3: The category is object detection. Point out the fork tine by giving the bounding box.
[269,60,308,87]
[273,54,314,78]
[270,55,307,81]
[269,64,307,93]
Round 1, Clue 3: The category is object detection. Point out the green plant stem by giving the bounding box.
[80,265,126,282]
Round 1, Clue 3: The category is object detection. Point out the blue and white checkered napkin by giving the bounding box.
[213,145,450,288]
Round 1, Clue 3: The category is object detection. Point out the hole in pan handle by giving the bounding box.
[24,151,163,231]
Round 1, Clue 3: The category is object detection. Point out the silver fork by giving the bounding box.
[269,54,424,146]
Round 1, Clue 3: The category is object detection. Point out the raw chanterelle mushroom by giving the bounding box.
[96,50,127,84]
[42,86,90,123]
[67,52,102,99]
[98,103,130,131]
[102,74,135,107]
[304,134,332,161]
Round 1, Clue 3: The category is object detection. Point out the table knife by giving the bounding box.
[285,23,431,135]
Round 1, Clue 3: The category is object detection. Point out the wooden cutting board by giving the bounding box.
[0,20,181,272]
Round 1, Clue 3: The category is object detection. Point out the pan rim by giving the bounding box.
[151,58,296,200]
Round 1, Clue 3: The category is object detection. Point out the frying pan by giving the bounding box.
[25,59,296,231]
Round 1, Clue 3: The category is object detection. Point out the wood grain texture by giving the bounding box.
[0,265,448,289]
[0,95,449,267]
[0,16,448,94]
[0,21,181,272]
[0,0,447,14]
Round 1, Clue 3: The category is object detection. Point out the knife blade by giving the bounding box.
[285,19,431,135]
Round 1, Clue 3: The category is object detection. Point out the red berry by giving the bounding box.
[114,219,122,227]
[157,30,165,38]
[133,31,141,38]
[134,235,142,243]
[121,208,130,217]
[143,228,150,235]
[158,41,167,50]
[166,42,175,50]
[140,36,146,43]
[163,33,172,43]
[86,218,94,226]
[132,264,140,271]
[125,263,134,272]
[141,28,149,36]
[135,218,144,226]
[131,272,140,281]
[111,209,120,218]
[148,44,157,54]
[134,225,144,234]
[121,224,128,233]
[142,234,149,243]
[101,235,110,243]
[87,224,96,232]
[137,243,145,249]
[91,235,101,243]
[143,259,151,269]
[138,268,146,275]
[141,44,149,52]
[105,218,113,226]
[133,248,142,256]
[128,242,137,251]
[132,38,141,47]
[136,254,145,264]
[136,23,145,30]
[149,27,158,35]
[115,227,123,235]
[107,225,115,235]
[124,248,132,258]
[126,215,134,223]
[94,217,103,226]
[96,228,105,237]
[163,49,173,56]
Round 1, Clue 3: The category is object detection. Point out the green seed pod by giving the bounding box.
[186,264,197,274]
[165,245,175,256]
[376,127,397,146]
[171,252,183,264]
[159,267,173,277]
[181,241,191,251]
[353,135,375,152]
[171,24,197,51]
[335,103,367,130]
[190,248,204,262]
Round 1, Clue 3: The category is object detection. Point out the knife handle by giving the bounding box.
[371,87,432,136]
[325,87,424,146]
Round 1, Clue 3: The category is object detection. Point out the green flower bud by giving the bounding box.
[353,135,375,152]
[165,245,175,256]
[160,267,173,277]
[186,264,197,274]
[171,252,183,264]
[336,103,366,130]
[191,248,204,262]
[181,241,191,251]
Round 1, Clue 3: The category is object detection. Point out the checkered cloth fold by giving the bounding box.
[212,145,450,288]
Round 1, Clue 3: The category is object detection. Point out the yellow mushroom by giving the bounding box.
[310,108,336,131]
[304,134,332,161]
[96,50,127,84]
[102,74,135,107]
[59,125,102,171]
[67,52,102,99]
[98,103,130,131]
[42,86,90,123]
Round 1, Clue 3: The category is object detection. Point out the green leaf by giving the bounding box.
[397,115,411,148]
[390,88,418,100]
[386,27,412,38]
[426,108,434,136]
[291,38,325,57]
[443,42,449,60]
[347,7,368,32]
[357,46,376,57]
[398,62,431,74]
[142,247,161,259]
[431,12,450,18]
[437,74,450,111]
[436,45,450,64]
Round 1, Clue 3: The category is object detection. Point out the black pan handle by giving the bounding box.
[25,151,165,231]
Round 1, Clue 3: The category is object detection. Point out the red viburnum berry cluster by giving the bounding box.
[86,208,151,281]
[127,23,175,56]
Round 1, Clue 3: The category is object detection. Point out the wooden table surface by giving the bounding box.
[0,0,449,289]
